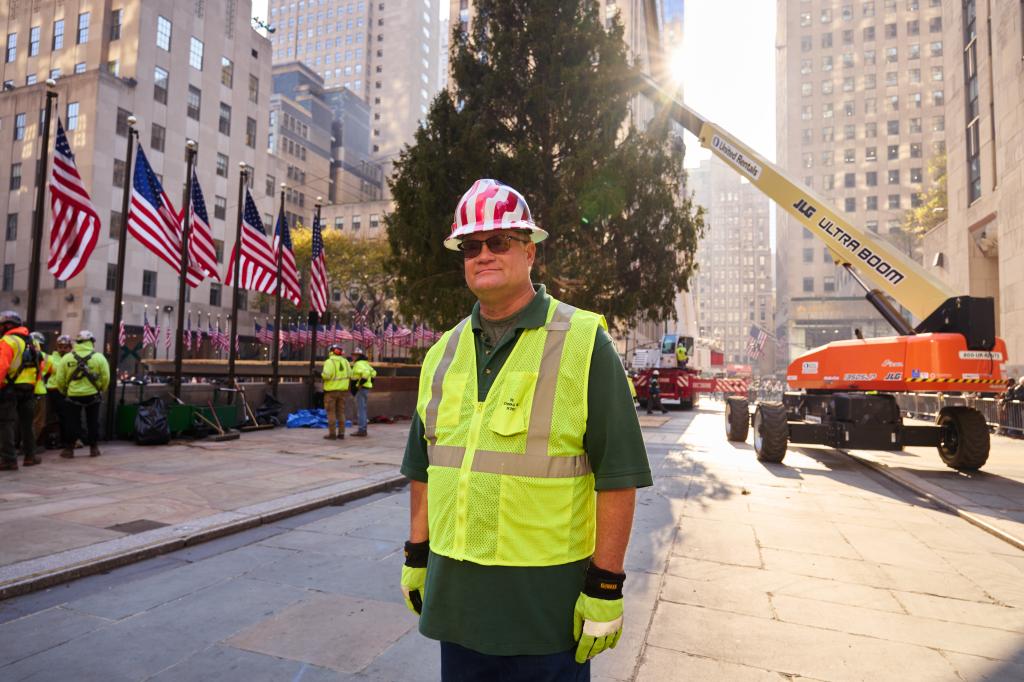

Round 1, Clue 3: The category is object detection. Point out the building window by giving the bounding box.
[910,142,923,158]
[116,108,131,137]
[209,282,222,307]
[930,41,943,56]
[142,270,157,297]
[887,145,899,160]
[156,16,172,50]
[802,277,814,293]
[5,213,17,241]
[888,170,900,185]
[13,113,26,141]
[266,175,276,197]
[865,122,877,138]
[245,117,257,148]
[187,86,202,120]
[214,196,227,220]
[106,263,118,291]
[863,26,875,41]
[9,163,22,190]
[189,37,204,70]
[964,0,981,202]
[28,26,40,56]
[151,123,166,152]
[74,62,86,74]
[53,19,65,50]
[844,148,856,163]
[866,171,878,185]
[888,194,901,209]
[910,167,923,183]
[844,197,856,211]
[221,57,234,87]
[249,75,260,104]
[334,217,344,230]
[66,102,80,130]
[110,9,123,41]
[352,214,362,230]
[866,195,878,210]
[77,13,90,44]
[887,120,899,135]
[844,172,856,188]
[109,211,122,239]
[113,159,126,188]
[154,67,169,104]
[2,264,14,291]
[216,153,229,178]
[929,16,942,32]
[218,102,232,136]
[823,276,836,293]
[214,239,224,262]
[909,118,922,134]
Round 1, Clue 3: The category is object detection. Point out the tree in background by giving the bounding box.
[902,151,947,238]
[387,0,704,331]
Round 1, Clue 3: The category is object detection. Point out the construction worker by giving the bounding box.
[28,331,51,460]
[45,335,72,450]
[0,311,40,470]
[675,342,688,368]
[400,179,651,680]
[647,370,668,415]
[321,343,351,440]
[350,348,376,437]
[55,330,109,458]
[626,369,637,403]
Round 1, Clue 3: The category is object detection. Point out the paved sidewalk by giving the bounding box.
[0,422,410,596]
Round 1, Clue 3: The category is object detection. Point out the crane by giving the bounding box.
[640,75,1007,470]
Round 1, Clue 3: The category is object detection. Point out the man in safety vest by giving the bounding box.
[676,343,688,368]
[28,331,52,461]
[321,343,351,439]
[0,311,41,470]
[350,348,376,437]
[54,330,109,459]
[399,179,651,680]
[44,335,72,449]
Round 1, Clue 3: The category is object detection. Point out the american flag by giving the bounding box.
[164,321,172,352]
[272,212,302,306]
[309,212,329,314]
[225,190,278,294]
[143,310,157,348]
[47,120,100,281]
[119,319,126,346]
[188,170,219,282]
[254,321,265,345]
[746,325,770,360]
[127,145,203,287]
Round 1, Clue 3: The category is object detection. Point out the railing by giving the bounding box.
[895,393,1024,437]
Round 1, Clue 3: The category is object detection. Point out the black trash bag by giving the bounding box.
[135,397,171,445]
[255,394,284,426]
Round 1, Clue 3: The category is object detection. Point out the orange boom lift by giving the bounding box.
[642,76,1006,470]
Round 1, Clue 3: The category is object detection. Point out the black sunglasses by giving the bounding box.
[458,233,531,259]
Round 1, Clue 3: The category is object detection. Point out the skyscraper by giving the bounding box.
[776,0,947,362]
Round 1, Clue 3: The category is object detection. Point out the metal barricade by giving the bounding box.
[895,392,1023,437]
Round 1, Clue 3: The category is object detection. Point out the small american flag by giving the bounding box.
[119,319,126,346]
[164,321,172,352]
[746,325,770,360]
[309,212,329,314]
[143,310,157,348]
[47,120,100,281]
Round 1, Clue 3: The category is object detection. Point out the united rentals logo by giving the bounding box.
[711,135,762,180]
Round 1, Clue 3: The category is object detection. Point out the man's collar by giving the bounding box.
[471,284,550,332]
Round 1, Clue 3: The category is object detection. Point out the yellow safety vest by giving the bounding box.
[676,346,687,361]
[15,339,42,386]
[34,354,52,395]
[322,354,351,391]
[352,359,375,389]
[417,297,604,567]
[2,334,27,385]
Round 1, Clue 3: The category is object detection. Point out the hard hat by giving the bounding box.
[0,310,22,326]
[444,179,549,251]
[653,370,660,376]
[30,331,45,344]
[76,330,96,343]
[354,347,365,355]
[328,343,343,353]
[57,334,72,345]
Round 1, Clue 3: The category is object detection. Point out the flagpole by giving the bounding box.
[172,141,197,399]
[103,114,138,439]
[306,199,322,408]
[26,79,59,329]
[270,184,286,398]
[227,165,248,389]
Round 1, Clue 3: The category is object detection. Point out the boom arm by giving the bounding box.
[640,75,958,322]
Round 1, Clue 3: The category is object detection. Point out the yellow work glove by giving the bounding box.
[400,540,429,615]
[573,563,625,664]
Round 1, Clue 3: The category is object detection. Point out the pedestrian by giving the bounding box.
[399,179,652,680]
[350,347,376,437]
[321,343,351,440]
[55,330,109,459]
[45,335,72,450]
[0,311,42,470]
[647,369,667,415]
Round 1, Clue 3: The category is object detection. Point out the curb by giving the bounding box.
[0,472,409,601]
[843,452,1024,552]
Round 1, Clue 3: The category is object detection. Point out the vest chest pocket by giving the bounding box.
[489,371,537,437]
[437,372,468,430]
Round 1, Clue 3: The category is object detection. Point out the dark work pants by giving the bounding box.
[0,397,17,464]
[440,642,590,682]
[14,391,35,458]
[65,395,100,447]
[47,389,67,447]
[647,393,666,414]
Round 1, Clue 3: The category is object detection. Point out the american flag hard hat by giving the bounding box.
[444,179,549,250]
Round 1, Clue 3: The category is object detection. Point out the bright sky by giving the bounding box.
[677,1,777,167]
[251,0,778,166]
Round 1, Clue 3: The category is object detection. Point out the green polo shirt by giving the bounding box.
[400,284,652,656]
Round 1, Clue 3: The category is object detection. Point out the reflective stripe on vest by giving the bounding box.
[417,297,604,567]
[2,335,26,382]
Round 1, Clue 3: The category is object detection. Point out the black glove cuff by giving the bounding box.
[404,540,430,568]
[583,563,626,600]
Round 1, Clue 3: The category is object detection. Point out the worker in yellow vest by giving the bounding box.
[29,332,52,460]
[321,343,351,440]
[676,343,688,368]
[44,335,72,449]
[399,180,651,679]
[54,330,109,459]
[0,311,41,470]
[350,348,376,437]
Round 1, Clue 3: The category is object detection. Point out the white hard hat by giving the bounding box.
[444,179,548,251]
[653,370,660,376]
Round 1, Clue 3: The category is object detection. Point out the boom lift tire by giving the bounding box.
[753,402,788,463]
[936,406,990,471]
[725,396,749,442]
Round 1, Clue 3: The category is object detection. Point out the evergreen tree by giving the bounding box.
[387,0,704,330]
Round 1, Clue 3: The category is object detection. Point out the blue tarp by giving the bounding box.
[286,409,328,428]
